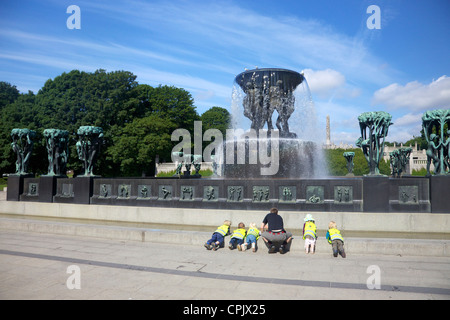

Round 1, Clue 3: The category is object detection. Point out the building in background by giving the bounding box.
[383,142,432,174]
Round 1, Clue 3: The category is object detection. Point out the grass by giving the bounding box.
[157,169,213,177]
[0,177,7,191]
[411,168,428,176]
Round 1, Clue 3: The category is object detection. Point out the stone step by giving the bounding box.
[1,217,448,257]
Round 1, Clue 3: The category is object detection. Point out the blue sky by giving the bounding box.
[1,0,449,146]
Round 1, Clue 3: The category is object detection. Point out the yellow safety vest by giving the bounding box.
[215,224,230,236]
[231,228,246,240]
[303,221,317,239]
[328,228,344,244]
[246,227,260,240]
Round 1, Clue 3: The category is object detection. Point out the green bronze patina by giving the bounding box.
[10,128,36,175]
[43,128,69,176]
[389,147,412,178]
[355,111,393,176]
[343,151,355,175]
[422,109,450,175]
[76,126,103,176]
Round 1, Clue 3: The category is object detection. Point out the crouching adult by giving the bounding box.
[260,208,293,254]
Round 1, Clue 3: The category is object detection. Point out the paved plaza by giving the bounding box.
[0,228,449,302]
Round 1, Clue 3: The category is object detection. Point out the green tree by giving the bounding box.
[31,69,141,175]
[0,91,38,175]
[106,85,199,175]
[200,106,231,135]
[199,106,230,157]
[0,70,201,177]
[0,81,22,175]
[109,115,176,176]
[404,134,428,151]
[0,82,19,109]
[145,85,199,130]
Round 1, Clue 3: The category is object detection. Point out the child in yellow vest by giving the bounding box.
[302,214,317,254]
[229,222,247,251]
[242,223,260,252]
[326,221,346,258]
[204,220,231,251]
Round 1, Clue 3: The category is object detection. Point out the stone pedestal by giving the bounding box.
[38,176,60,203]
[73,176,94,204]
[430,176,450,213]
[7,174,33,201]
[363,175,389,212]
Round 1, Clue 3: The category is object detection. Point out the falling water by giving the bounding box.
[220,68,328,178]
[290,79,328,177]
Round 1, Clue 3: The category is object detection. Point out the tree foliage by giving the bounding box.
[109,115,176,176]
[0,90,37,174]
[0,70,401,178]
[200,106,231,135]
[0,82,19,109]
[0,70,200,177]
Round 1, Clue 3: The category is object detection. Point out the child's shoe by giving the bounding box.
[204,243,211,250]
[228,243,233,250]
[251,243,256,253]
[237,244,242,251]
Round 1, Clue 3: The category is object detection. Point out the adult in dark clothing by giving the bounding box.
[260,208,293,254]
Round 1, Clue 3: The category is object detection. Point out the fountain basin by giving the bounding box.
[221,137,318,178]
[235,68,304,93]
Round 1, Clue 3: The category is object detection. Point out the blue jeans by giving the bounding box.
[207,232,225,246]
[229,237,244,248]
[245,234,257,245]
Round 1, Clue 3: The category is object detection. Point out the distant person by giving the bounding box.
[204,220,231,251]
[228,222,246,250]
[326,221,346,258]
[260,208,292,254]
[303,214,317,254]
[242,223,260,252]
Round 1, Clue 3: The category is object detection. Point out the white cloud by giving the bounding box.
[301,68,363,100]
[302,69,345,98]
[372,76,450,111]
[387,130,418,144]
[331,131,358,148]
[386,112,423,143]
[393,113,422,127]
